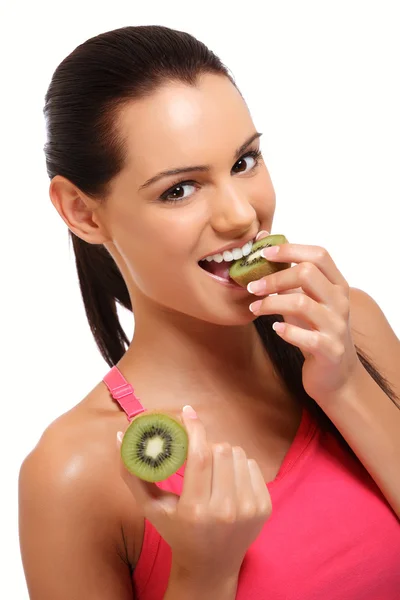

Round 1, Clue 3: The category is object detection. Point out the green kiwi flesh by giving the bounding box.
[120,412,188,482]
[229,234,291,288]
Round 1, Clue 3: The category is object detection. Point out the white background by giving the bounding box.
[1,1,399,597]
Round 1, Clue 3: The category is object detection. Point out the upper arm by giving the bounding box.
[349,287,400,401]
[18,422,136,600]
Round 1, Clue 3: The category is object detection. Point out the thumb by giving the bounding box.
[116,431,179,520]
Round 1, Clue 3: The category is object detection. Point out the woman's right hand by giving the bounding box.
[117,404,272,582]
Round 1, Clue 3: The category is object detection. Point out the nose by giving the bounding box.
[209,185,256,237]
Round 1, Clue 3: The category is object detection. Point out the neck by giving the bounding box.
[117,303,285,411]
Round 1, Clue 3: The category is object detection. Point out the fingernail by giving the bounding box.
[182,405,197,419]
[249,300,262,313]
[256,230,270,241]
[262,245,279,258]
[247,280,266,294]
[116,431,123,445]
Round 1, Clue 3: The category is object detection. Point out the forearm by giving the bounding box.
[319,360,400,519]
[164,563,239,600]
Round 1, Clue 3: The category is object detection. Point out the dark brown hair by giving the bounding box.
[44,25,399,451]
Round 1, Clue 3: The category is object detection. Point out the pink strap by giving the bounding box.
[103,366,145,421]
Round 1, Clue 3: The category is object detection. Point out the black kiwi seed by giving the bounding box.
[120,412,188,482]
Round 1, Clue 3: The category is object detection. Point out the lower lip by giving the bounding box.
[199,266,247,290]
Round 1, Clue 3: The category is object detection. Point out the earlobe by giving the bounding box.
[49,175,109,245]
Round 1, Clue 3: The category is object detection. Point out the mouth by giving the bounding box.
[199,261,243,288]
[198,237,256,289]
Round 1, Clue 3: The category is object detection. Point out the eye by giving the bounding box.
[232,149,262,174]
[159,181,197,204]
[159,149,263,204]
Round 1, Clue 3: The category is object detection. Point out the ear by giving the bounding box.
[49,175,111,245]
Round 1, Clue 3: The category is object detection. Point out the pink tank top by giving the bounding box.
[104,366,400,599]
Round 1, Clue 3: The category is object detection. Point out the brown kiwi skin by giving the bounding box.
[229,234,291,288]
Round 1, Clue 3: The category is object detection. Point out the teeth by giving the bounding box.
[223,250,234,262]
[232,248,242,260]
[201,239,255,263]
[242,241,253,256]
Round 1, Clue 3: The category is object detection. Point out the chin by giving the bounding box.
[186,303,258,328]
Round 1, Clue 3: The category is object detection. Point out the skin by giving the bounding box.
[19,74,304,599]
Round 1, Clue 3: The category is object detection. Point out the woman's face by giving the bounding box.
[103,74,276,325]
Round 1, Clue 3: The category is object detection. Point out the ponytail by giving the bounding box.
[70,231,131,367]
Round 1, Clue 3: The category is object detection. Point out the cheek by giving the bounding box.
[115,208,199,291]
[142,203,205,261]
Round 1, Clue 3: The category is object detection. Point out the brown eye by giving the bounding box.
[232,150,262,174]
[160,182,197,203]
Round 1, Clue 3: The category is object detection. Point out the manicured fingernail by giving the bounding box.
[262,245,280,258]
[247,279,266,294]
[256,230,270,241]
[116,431,123,445]
[182,405,197,419]
[249,300,262,313]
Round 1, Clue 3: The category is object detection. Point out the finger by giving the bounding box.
[255,229,270,241]
[268,261,344,313]
[262,243,348,288]
[117,431,179,518]
[272,322,344,364]
[249,262,331,305]
[251,293,328,331]
[232,446,255,508]
[248,459,272,517]
[209,443,236,515]
[180,406,213,505]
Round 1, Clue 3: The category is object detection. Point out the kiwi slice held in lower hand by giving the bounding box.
[229,234,291,288]
[120,412,188,483]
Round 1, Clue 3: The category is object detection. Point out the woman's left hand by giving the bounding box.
[248,240,360,404]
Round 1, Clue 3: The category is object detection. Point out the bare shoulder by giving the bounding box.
[20,381,127,497]
[19,383,145,595]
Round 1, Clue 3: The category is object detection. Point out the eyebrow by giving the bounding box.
[138,131,263,191]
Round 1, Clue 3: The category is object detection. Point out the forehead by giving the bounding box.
[117,74,254,171]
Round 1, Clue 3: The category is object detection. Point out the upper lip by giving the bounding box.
[199,234,257,262]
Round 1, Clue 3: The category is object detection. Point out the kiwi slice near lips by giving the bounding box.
[229,234,291,288]
[120,412,188,483]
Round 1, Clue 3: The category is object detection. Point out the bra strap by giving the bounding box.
[103,366,145,421]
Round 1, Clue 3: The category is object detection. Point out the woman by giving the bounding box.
[18,25,400,599]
